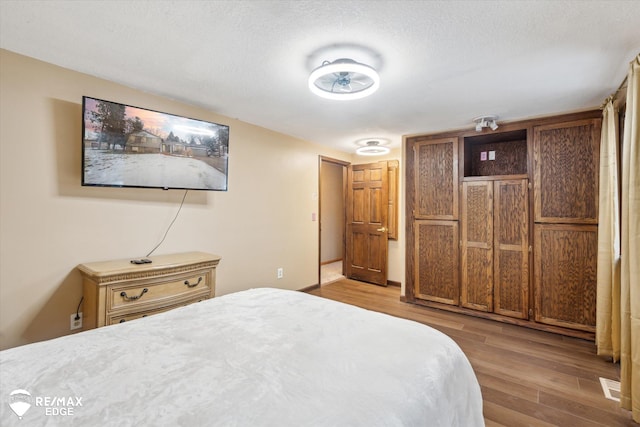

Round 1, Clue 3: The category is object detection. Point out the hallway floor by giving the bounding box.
[320,260,344,285]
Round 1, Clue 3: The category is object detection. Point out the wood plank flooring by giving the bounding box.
[307,279,635,426]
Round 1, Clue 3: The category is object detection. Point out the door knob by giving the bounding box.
[377,227,388,232]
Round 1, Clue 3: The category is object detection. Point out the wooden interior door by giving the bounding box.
[345,161,389,286]
[461,181,493,312]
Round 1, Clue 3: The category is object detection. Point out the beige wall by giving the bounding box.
[0,50,405,350]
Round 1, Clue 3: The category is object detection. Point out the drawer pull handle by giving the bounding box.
[120,288,148,301]
[184,277,203,288]
[119,319,126,323]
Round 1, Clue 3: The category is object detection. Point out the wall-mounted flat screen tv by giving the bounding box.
[82,96,229,191]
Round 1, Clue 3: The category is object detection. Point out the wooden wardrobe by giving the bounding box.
[405,110,601,339]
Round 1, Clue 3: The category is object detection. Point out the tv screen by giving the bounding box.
[82,96,229,191]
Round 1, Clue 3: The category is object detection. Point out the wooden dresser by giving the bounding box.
[78,252,221,329]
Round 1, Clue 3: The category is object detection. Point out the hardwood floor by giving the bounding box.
[307,279,635,426]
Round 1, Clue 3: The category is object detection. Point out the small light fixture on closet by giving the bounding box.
[356,140,390,156]
[308,58,380,100]
[474,115,499,132]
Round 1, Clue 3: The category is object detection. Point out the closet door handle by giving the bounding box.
[377,227,388,233]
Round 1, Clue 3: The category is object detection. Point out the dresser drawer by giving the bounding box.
[108,270,211,312]
[109,306,168,325]
[108,297,206,325]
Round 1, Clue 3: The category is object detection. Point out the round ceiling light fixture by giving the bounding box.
[356,140,390,156]
[308,58,380,100]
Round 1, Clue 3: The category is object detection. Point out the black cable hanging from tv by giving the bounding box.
[145,190,189,258]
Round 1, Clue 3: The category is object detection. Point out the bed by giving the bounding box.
[0,288,484,426]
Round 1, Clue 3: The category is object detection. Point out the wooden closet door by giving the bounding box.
[533,118,600,331]
[494,179,529,319]
[414,220,459,305]
[533,119,600,224]
[413,138,458,220]
[534,224,598,331]
[409,137,459,304]
[461,181,493,312]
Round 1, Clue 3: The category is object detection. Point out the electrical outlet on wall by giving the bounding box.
[70,313,83,330]
[277,268,284,279]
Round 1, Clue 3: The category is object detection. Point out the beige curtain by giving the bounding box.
[620,53,639,422]
[597,53,639,423]
[596,98,621,360]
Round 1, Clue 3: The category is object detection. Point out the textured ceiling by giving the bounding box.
[1,1,639,153]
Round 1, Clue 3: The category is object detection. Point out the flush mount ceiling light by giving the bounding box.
[356,140,390,156]
[308,58,380,100]
[474,115,499,132]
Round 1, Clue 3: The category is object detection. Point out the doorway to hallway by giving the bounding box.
[318,156,348,286]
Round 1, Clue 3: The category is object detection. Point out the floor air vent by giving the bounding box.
[599,377,621,402]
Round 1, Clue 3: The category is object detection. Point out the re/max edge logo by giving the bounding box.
[9,389,83,419]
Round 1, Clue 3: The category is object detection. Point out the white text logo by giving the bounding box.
[8,389,83,419]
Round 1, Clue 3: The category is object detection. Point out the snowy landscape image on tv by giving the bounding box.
[82,96,229,191]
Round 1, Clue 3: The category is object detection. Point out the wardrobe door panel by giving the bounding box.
[494,179,529,319]
[533,119,600,224]
[414,138,458,220]
[414,220,459,305]
[461,181,493,312]
[534,224,597,332]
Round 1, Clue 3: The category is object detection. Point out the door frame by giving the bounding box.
[318,156,350,286]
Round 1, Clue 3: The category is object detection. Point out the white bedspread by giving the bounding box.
[0,288,483,426]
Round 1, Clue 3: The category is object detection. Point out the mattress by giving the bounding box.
[0,288,484,426]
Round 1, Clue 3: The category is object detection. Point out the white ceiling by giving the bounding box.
[1,1,639,153]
